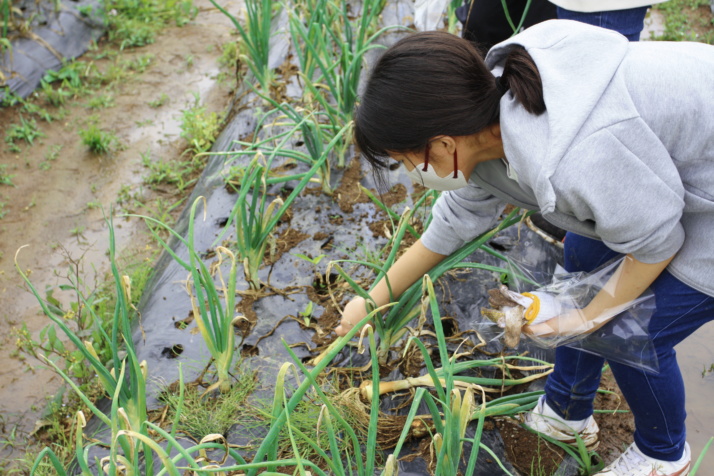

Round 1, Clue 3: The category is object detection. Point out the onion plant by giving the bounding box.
[245,306,389,476]
[219,121,352,288]
[328,207,525,365]
[209,0,274,92]
[136,198,240,393]
[386,275,543,475]
[288,0,399,166]
[233,103,341,195]
[19,216,152,473]
[361,356,552,401]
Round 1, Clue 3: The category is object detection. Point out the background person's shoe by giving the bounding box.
[522,396,599,450]
[595,442,691,476]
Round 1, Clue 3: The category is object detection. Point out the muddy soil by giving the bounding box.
[0,0,239,464]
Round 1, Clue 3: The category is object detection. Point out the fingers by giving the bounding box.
[335,321,356,337]
[335,296,368,336]
[525,321,556,337]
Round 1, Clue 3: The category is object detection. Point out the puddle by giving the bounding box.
[677,322,714,463]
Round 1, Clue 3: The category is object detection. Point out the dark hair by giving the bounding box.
[354,31,545,170]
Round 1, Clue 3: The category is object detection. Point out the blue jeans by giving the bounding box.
[544,233,714,461]
[556,5,650,41]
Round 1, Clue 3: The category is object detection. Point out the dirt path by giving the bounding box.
[0,0,240,464]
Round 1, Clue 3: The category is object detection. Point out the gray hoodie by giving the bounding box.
[420,20,714,297]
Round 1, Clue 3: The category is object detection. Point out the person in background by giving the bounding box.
[457,0,556,52]
[551,1,668,41]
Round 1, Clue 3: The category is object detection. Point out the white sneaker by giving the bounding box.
[522,396,599,450]
[595,442,691,476]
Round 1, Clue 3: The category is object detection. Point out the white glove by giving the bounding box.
[499,289,562,326]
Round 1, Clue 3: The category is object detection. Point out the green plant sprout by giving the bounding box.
[180,96,221,155]
[209,0,275,93]
[0,164,15,186]
[5,116,45,149]
[299,301,314,326]
[78,124,118,154]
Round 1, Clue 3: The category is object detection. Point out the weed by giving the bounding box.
[185,54,194,67]
[135,119,154,127]
[116,184,134,205]
[87,93,115,109]
[149,92,169,107]
[702,362,714,377]
[45,144,62,161]
[180,97,221,154]
[0,164,15,186]
[70,226,86,239]
[653,0,714,43]
[0,201,7,219]
[218,41,239,69]
[142,151,196,191]
[162,367,258,438]
[86,201,101,210]
[117,21,156,49]
[78,124,118,154]
[40,80,73,107]
[129,53,154,72]
[42,62,87,89]
[105,0,198,49]
[5,116,45,149]
[21,100,54,122]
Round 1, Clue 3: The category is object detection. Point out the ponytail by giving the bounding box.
[500,46,546,115]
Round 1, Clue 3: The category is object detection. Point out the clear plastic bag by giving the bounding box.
[504,253,659,373]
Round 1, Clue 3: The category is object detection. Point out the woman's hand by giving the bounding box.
[334,239,448,337]
[524,308,609,338]
[335,296,369,336]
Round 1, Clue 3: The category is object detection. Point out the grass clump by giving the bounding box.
[162,368,258,438]
[105,0,198,50]
[78,124,119,154]
[180,97,222,155]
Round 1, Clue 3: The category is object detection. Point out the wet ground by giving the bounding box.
[0,0,238,464]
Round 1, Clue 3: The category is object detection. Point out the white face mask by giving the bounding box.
[403,147,469,191]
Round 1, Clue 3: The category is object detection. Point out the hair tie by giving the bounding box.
[495,75,509,96]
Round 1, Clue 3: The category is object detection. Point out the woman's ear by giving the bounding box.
[430,135,457,155]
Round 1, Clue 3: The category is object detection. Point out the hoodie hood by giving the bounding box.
[485,20,629,213]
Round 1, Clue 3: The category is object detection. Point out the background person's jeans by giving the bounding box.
[543,233,714,461]
[556,5,651,41]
